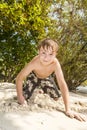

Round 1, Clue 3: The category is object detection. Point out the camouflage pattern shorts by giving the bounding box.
[23,71,60,100]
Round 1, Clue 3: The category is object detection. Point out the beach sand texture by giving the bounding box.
[0,83,87,130]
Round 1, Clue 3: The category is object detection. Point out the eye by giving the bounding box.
[42,52,45,54]
[50,53,53,55]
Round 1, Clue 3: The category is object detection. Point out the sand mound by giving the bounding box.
[0,82,87,115]
[0,83,87,130]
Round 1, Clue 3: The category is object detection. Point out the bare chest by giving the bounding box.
[34,64,55,78]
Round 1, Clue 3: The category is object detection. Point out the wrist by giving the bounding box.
[65,107,71,112]
[65,109,71,114]
[17,93,23,98]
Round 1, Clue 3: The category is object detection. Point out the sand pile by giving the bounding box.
[0,83,87,130]
[0,82,87,115]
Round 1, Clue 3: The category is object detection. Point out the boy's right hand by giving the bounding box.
[18,95,27,105]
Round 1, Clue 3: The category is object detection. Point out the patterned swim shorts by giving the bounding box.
[23,71,60,100]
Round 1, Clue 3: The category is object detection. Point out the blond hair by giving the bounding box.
[38,38,58,52]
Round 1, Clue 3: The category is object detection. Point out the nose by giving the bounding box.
[44,55,50,61]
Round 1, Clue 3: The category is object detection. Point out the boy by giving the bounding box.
[16,38,85,121]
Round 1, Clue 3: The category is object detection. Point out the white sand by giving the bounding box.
[0,111,87,130]
[0,83,87,130]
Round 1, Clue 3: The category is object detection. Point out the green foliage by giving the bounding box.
[0,0,51,82]
[0,0,87,91]
[81,80,87,86]
[48,0,87,90]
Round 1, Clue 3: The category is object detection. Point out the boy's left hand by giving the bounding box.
[65,110,86,122]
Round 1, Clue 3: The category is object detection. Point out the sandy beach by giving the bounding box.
[0,83,87,130]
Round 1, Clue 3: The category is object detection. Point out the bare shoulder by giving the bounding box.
[54,58,61,66]
[54,58,65,82]
[30,55,39,63]
[25,55,39,69]
[17,55,39,79]
[54,58,62,72]
[29,55,39,66]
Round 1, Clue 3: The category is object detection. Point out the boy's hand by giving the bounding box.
[22,100,28,107]
[18,95,26,105]
[65,110,86,122]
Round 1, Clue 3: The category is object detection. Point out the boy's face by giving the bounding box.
[39,46,56,66]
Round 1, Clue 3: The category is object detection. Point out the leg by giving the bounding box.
[40,77,61,100]
[23,72,38,100]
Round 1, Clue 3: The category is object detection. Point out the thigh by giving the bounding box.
[40,78,59,99]
[23,72,38,100]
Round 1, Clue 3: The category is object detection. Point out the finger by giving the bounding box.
[22,100,28,107]
[74,114,86,122]
[74,115,83,122]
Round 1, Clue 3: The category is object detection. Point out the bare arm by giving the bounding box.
[16,58,36,104]
[54,59,70,112]
[54,59,86,121]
